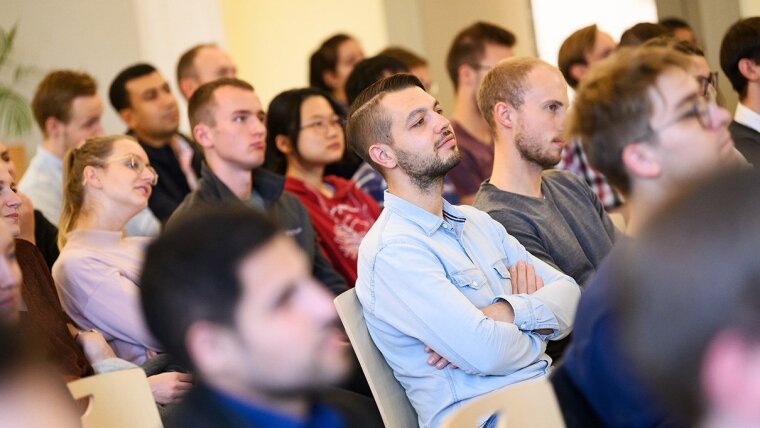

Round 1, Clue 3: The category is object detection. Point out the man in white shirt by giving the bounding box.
[721,17,760,165]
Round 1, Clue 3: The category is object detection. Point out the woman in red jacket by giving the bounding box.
[265,88,380,286]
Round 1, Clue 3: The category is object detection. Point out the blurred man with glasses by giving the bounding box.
[553,45,741,428]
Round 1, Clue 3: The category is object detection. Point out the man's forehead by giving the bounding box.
[214,86,261,109]
[126,72,167,93]
[648,67,696,112]
[381,86,435,115]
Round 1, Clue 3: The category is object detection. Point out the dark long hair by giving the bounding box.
[264,87,344,175]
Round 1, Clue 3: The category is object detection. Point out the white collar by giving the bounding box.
[734,102,760,133]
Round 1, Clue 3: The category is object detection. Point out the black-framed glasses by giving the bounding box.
[300,116,345,135]
[104,153,159,186]
[638,94,713,141]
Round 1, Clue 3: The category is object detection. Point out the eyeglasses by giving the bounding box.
[638,94,713,141]
[104,153,159,186]
[300,117,345,135]
[696,72,718,99]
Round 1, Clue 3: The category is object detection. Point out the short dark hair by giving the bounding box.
[659,17,692,31]
[140,206,281,369]
[558,24,598,89]
[32,70,97,135]
[720,17,760,100]
[309,34,353,92]
[108,63,157,112]
[379,46,428,69]
[446,22,516,89]
[188,78,254,129]
[264,87,344,174]
[614,169,760,426]
[619,23,671,48]
[345,55,408,106]
[566,46,691,196]
[346,74,424,172]
[177,43,216,83]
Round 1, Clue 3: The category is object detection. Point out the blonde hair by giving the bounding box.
[477,56,549,132]
[58,135,132,248]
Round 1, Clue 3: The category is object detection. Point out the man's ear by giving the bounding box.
[494,101,515,129]
[179,77,199,100]
[457,63,477,90]
[82,165,103,189]
[193,123,213,149]
[622,142,661,179]
[569,63,588,85]
[118,108,135,129]
[738,58,760,82]
[274,135,294,155]
[44,117,63,139]
[368,144,396,170]
[185,321,240,379]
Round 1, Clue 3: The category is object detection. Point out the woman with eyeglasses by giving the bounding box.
[52,135,171,366]
[265,88,380,285]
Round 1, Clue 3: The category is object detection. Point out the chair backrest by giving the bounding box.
[334,288,419,428]
[609,212,627,233]
[440,378,566,428]
[67,368,163,428]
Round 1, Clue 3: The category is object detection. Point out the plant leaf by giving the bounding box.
[13,64,39,83]
[0,84,33,138]
[0,23,18,70]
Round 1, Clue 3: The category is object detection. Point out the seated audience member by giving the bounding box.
[614,170,760,428]
[176,43,237,100]
[446,22,516,204]
[556,24,622,211]
[310,33,365,109]
[380,46,433,92]
[618,22,671,47]
[53,136,168,365]
[22,70,160,238]
[721,17,760,165]
[473,58,617,363]
[659,17,697,43]
[264,88,380,285]
[170,78,346,294]
[0,325,81,428]
[474,57,616,288]
[109,63,203,222]
[347,74,580,428]
[0,165,187,407]
[0,141,59,268]
[346,55,460,206]
[20,70,103,226]
[556,46,740,427]
[141,206,383,428]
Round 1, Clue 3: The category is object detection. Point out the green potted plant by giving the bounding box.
[0,23,35,139]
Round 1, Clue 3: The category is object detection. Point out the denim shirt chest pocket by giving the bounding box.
[491,258,512,293]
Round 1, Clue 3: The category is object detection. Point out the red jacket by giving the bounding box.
[285,176,381,285]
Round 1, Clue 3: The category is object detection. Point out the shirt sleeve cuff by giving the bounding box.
[493,294,560,339]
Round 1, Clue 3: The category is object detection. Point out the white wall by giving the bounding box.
[220,0,389,109]
[0,0,226,155]
[532,0,659,67]
[740,0,760,17]
[0,0,142,153]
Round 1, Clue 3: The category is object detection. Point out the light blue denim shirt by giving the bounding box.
[356,192,580,428]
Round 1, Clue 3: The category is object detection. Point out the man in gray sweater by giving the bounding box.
[473,57,616,289]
